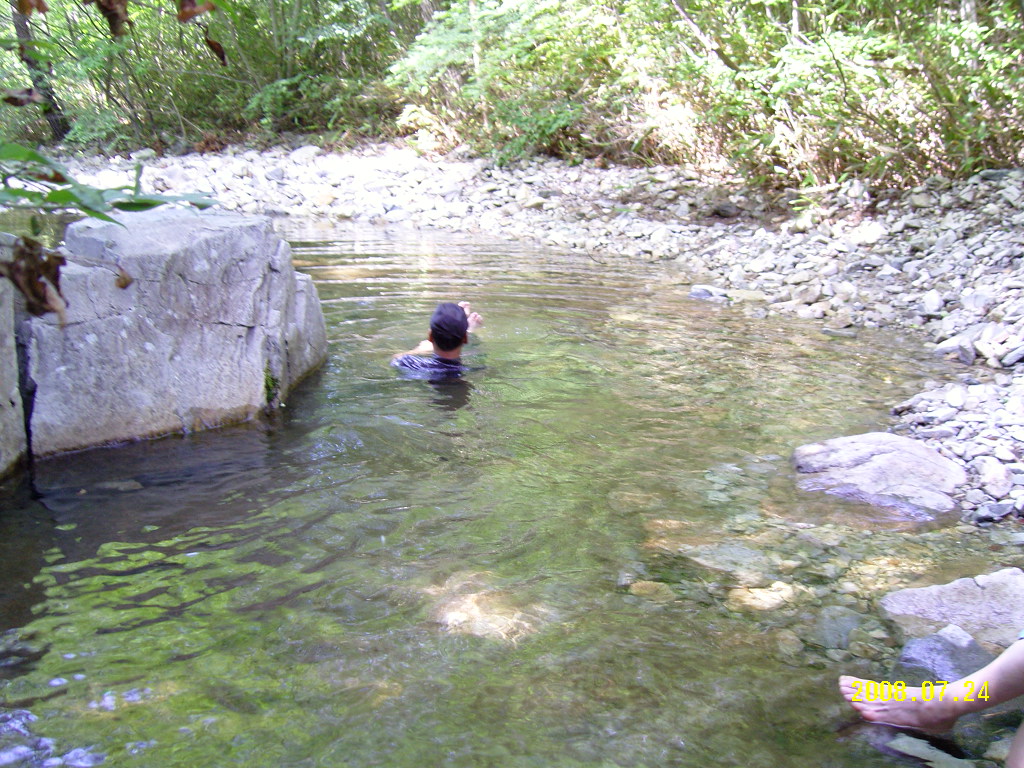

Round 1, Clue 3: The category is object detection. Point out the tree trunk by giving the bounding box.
[668,0,740,72]
[10,5,71,141]
[469,0,488,131]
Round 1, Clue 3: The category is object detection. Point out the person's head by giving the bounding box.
[429,302,469,352]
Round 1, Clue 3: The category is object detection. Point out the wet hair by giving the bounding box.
[430,302,469,351]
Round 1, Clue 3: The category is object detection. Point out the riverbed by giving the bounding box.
[3,221,1020,767]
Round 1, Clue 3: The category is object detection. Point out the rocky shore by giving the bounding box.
[61,142,1024,528]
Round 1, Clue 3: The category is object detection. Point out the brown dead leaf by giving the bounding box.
[0,237,68,323]
[193,132,227,153]
[204,34,227,66]
[177,0,215,22]
[16,0,49,15]
[83,0,131,37]
[25,168,68,184]
[43,281,67,327]
[175,2,225,65]
[115,267,134,289]
[2,88,43,106]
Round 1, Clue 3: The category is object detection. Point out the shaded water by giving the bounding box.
[0,221,963,766]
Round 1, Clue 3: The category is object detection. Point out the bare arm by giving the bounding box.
[392,339,434,360]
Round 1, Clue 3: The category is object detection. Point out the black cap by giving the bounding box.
[430,303,469,351]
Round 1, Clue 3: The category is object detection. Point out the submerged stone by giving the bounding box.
[792,431,966,517]
[892,624,994,685]
[628,580,677,603]
[984,738,1014,763]
[677,543,774,587]
[811,605,866,650]
[0,746,35,766]
[725,581,796,611]
[426,572,543,643]
[886,734,973,767]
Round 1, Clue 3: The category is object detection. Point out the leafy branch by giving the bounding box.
[0,141,217,321]
[0,142,215,219]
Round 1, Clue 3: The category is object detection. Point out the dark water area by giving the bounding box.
[0,221,965,766]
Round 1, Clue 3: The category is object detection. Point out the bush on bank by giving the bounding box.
[389,0,1024,187]
[2,0,1023,188]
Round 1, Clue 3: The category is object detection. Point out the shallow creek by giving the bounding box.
[0,221,996,767]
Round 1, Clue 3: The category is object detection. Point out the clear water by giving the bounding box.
[0,221,965,767]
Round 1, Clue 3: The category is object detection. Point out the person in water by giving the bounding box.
[839,636,1024,767]
[391,301,483,379]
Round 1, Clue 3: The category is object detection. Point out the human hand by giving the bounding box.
[459,301,484,332]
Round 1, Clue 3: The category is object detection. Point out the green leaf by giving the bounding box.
[73,207,120,223]
[172,194,218,209]
[0,187,45,204]
[41,189,82,206]
[110,198,169,211]
[0,143,52,165]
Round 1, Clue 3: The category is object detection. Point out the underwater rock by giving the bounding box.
[0,745,35,765]
[675,543,775,587]
[810,605,867,650]
[885,734,974,767]
[725,581,796,611]
[628,581,677,603]
[892,624,995,684]
[792,432,966,517]
[426,572,544,643]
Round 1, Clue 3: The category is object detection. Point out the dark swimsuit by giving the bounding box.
[391,354,467,380]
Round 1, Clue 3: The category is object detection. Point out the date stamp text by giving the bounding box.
[848,680,991,703]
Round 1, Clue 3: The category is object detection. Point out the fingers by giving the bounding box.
[459,302,483,332]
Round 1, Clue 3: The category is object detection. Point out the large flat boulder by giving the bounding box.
[0,276,26,478]
[792,432,966,517]
[19,209,327,455]
[880,568,1024,649]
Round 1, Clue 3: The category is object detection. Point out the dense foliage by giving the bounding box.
[2,0,1023,186]
[390,0,1024,185]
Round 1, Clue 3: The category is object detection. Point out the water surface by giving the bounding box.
[0,221,965,767]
